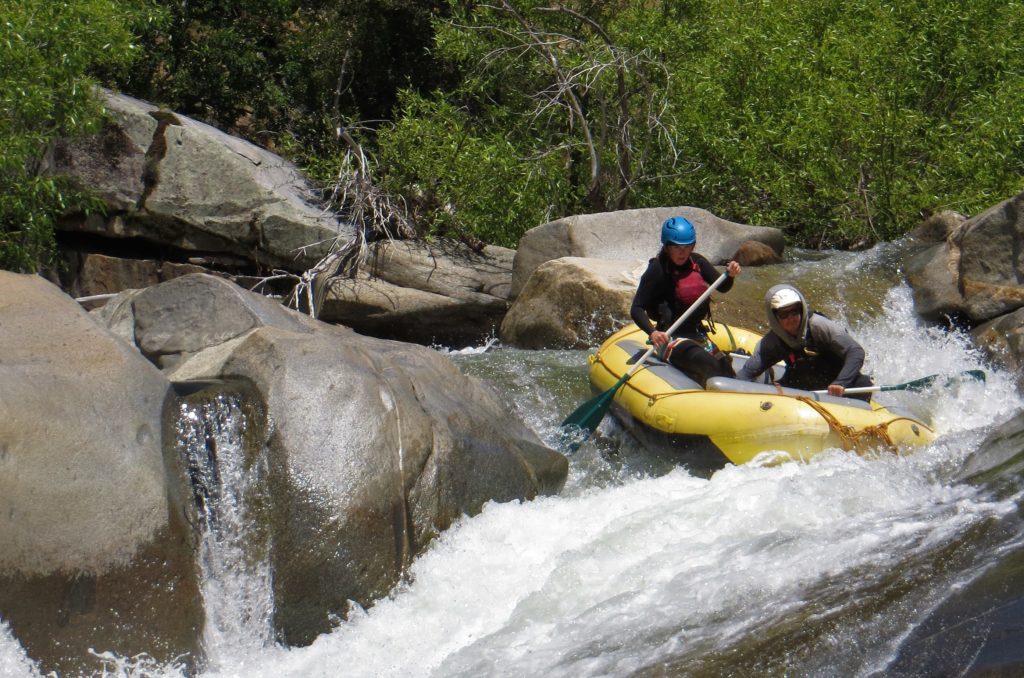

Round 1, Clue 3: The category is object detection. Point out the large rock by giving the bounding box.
[44,89,515,347]
[511,206,785,299]
[0,272,201,676]
[61,252,219,309]
[972,307,1024,389]
[99,273,566,645]
[910,210,968,243]
[318,240,514,346]
[499,255,771,350]
[501,258,645,349]
[43,88,350,272]
[907,191,1024,324]
[904,241,965,324]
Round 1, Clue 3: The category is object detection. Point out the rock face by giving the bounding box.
[907,192,1024,324]
[100,273,568,645]
[905,191,1024,384]
[511,206,785,299]
[44,88,515,347]
[44,89,348,272]
[0,272,201,676]
[501,258,645,349]
[728,239,783,266]
[1,270,567,669]
[318,240,514,346]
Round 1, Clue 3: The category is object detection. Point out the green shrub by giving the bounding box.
[0,0,155,271]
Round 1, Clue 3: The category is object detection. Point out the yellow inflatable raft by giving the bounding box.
[588,322,936,466]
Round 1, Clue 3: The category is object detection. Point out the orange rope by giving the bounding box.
[795,396,898,453]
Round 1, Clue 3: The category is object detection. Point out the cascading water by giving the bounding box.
[173,385,277,672]
[3,245,1024,677]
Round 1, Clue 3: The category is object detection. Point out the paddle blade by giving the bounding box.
[559,376,627,453]
[881,369,987,392]
[960,369,987,383]
[887,374,941,392]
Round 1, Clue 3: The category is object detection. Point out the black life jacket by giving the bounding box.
[777,312,845,390]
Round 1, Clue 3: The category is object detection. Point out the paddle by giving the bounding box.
[560,272,731,452]
[813,369,986,395]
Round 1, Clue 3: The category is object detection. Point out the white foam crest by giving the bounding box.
[433,335,501,355]
[215,451,1012,678]
[855,284,1023,437]
[0,621,40,678]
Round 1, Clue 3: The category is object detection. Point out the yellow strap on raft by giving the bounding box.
[796,396,898,453]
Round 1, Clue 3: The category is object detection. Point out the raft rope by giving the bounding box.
[795,396,901,453]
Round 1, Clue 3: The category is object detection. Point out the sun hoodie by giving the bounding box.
[735,283,868,390]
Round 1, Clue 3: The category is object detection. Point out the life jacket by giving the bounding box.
[648,254,713,339]
[777,312,845,390]
[672,258,708,307]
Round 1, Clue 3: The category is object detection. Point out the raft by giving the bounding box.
[588,322,936,466]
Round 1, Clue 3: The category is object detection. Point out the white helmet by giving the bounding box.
[770,287,802,311]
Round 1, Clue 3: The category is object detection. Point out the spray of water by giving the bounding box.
[0,621,40,678]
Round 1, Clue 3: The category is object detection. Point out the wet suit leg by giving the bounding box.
[667,342,735,388]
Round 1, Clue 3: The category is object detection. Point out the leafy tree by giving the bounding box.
[385,0,1024,248]
[118,0,454,153]
[378,0,682,246]
[663,0,1024,246]
[0,0,155,272]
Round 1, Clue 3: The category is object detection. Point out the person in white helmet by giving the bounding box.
[735,283,874,399]
[630,216,742,387]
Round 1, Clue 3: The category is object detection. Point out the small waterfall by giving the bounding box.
[173,382,276,669]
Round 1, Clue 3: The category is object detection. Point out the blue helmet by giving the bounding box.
[661,216,696,245]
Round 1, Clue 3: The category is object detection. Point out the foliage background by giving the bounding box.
[2,0,1023,270]
[0,0,156,271]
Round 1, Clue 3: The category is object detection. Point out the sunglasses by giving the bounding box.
[775,307,801,320]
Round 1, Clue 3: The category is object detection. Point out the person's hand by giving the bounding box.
[726,260,741,278]
[827,383,845,397]
[650,330,669,349]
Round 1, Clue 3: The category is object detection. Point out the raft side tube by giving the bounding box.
[705,376,874,410]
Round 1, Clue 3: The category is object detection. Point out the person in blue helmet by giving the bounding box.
[735,283,874,400]
[630,216,742,387]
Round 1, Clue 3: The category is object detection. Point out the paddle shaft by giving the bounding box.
[623,271,730,379]
[814,369,985,395]
[831,385,886,395]
[817,381,929,396]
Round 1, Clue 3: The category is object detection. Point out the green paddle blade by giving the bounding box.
[878,369,987,393]
[559,374,628,453]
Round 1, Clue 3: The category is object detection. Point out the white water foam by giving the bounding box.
[0,620,40,678]
[202,452,1014,678]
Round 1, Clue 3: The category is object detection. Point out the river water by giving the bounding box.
[3,243,1024,677]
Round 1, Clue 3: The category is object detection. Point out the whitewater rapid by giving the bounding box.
[3,280,1022,677]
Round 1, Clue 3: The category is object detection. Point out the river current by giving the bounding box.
[3,244,1023,677]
